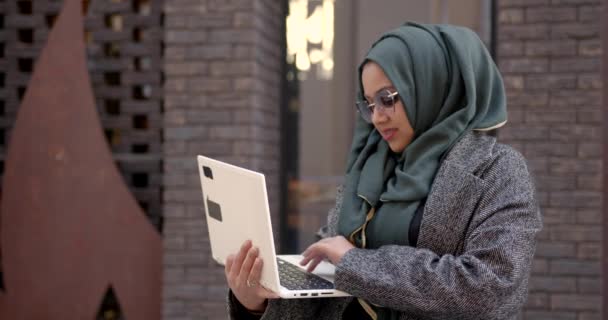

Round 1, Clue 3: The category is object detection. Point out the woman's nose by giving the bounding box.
[371,108,388,125]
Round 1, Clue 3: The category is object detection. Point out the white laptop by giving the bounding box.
[197,155,351,299]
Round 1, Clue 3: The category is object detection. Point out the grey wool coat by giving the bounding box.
[228,131,542,320]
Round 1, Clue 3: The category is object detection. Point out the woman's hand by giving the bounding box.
[299,236,355,272]
[225,240,279,313]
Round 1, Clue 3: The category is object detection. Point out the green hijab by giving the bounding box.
[338,22,506,318]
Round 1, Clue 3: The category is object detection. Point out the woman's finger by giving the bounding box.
[301,238,325,258]
[299,243,318,265]
[230,240,252,278]
[238,246,259,282]
[249,257,263,285]
[300,243,327,266]
[306,257,323,273]
[300,252,316,267]
[299,255,309,266]
[225,254,235,275]
[250,258,279,299]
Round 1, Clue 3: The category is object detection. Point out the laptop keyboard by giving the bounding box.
[277,258,335,290]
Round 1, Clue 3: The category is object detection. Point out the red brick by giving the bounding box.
[164,62,209,76]
[499,124,549,140]
[526,6,577,23]
[522,311,576,319]
[526,109,576,123]
[549,259,600,276]
[550,58,600,72]
[525,74,576,90]
[550,294,601,311]
[577,243,601,259]
[532,257,550,274]
[507,91,549,107]
[551,0,601,4]
[533,174,576,191]
[166,30,208,44]
[551,91,601,108]
[498,41,524,56]
[499,0,550,7]
[549,124,601,142]
[576,209,602,224]
[541,208,577,224]
[550,23,600,39]
[500,58,549,73]
[522,156,549,174]
[524,292,549,308]
[530,276,577,292]
[503,75,524,89]
[578,39,602,56]
[549,158,601,174]
[577,107,602,123]
[549,225,602,241]
[578,74,602,89]
[500,8,525,24]
[576,174,602,191]
[525,142,576,157]
[578,312,602,320]
[536,242,577,257]
[577,277,601,294]
[578,5,602,22]
[525,40,576,56]
[498,24,550,40]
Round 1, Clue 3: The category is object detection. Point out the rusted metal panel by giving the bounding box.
[0,0,161,318]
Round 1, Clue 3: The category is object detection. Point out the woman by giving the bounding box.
[225,22,541,320]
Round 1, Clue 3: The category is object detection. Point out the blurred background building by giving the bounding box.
[0,0,604,319]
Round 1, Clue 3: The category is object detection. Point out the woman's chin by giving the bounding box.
[388,142,407,154]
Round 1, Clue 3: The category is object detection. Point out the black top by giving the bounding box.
[408,198,426,247]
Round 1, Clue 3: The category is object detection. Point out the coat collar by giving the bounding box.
[416,131,497,254]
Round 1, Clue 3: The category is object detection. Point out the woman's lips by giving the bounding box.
[381,129,397,140]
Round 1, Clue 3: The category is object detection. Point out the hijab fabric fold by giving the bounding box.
[336,22,507,320]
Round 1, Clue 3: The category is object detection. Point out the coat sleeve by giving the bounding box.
[333,147,542,320]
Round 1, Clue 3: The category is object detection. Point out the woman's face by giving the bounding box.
[361,62,415,154]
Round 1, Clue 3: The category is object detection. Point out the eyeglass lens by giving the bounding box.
[357,89,397,123]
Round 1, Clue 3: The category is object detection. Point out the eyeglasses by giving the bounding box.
[356,89,399,123]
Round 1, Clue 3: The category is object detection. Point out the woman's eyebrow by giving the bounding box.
[364,85,395,100]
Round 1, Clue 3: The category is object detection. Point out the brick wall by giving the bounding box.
[496,0,603,318]
[162,0,285,318]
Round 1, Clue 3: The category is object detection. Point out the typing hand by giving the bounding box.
[299,236,355,272]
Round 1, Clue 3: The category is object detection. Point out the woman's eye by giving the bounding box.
[379,96,392,105]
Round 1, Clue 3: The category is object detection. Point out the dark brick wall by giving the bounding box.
[162,0,284,318]
[497,0,603,318]
[85,0,164,229]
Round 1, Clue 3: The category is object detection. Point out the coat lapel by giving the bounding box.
[416,159,485,255]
